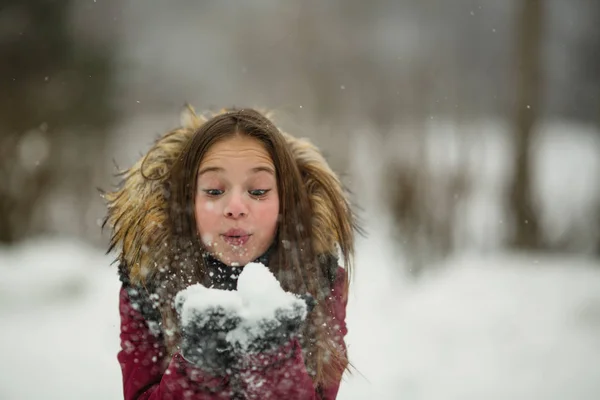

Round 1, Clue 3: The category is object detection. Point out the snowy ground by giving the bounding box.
[1,233,600,400]
[340,218,600,399]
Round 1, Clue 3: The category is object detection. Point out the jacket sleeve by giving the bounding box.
[236,267,349,399]
[118,286,232,400]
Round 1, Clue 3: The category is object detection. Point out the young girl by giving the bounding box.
[103,107,358,399]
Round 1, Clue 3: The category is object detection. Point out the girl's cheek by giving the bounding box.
[203,200,216,212]
[197,197,222,215]
[200,232,215,247]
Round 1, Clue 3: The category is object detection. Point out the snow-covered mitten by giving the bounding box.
[175,286,243,374]
[228,263,315,355]
[247,296,312,353]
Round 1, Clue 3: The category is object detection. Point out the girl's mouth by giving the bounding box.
[222,234,251,246]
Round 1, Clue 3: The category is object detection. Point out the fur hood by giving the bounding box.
[103,107,355,285]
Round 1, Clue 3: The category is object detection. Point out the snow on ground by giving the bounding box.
[342,237,600,399]
[0,238,122,400]
[1,235,600,399]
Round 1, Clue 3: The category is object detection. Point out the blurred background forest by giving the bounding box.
[1,0,599,275]
[2,1,600,399]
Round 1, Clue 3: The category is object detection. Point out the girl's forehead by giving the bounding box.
[200,136,274,167]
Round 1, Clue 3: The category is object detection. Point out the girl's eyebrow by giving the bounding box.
[198,166,275,176]
[251,166,275,175]
[198,166,224,176]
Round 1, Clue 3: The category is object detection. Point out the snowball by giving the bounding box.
[229,262,306,351]
[174,262,306,352]
[238,263,290,304]
[175,284,243,327]
[237,262,305,321]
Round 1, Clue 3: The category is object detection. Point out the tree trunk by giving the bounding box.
[509,0,544,249]
[0,0,115,244]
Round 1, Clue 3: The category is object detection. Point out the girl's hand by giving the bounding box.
[175,263,316,371]
[233,294,314,354]
[176,288,242,374]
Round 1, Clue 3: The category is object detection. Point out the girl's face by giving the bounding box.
[195,135,279,266]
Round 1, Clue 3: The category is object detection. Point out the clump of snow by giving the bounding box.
[236,262,303,314]
[175,284,242,327]
[232,262,307,350]
[174,262,306,351]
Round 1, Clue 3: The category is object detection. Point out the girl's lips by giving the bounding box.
[221,234,251,246]
[224,228,249,237]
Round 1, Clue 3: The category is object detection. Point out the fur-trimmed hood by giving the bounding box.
[103,107,355,285]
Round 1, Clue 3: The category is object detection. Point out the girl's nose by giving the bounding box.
[223,192,248,218]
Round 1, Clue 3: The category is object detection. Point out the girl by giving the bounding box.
[103,107,358,399]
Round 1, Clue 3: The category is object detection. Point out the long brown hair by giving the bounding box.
[154,108,350,387]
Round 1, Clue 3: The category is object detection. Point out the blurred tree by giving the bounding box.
[385,1,472,276]
[508,0,544,249]
[0,0,116,244]
[581,2,600,257]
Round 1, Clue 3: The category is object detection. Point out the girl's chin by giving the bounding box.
[212,252,254,267]
[204,240,268,266]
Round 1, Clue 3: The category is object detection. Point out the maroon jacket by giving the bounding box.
[117,267,348,399]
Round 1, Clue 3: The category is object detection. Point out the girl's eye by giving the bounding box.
[203,189,224,197]
[249,189,270,198]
